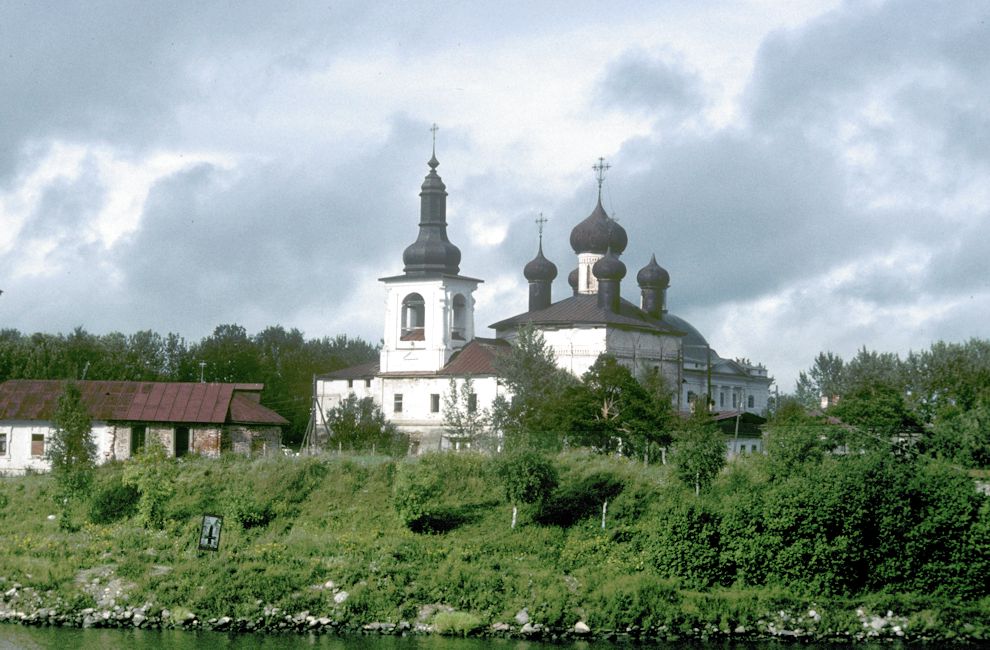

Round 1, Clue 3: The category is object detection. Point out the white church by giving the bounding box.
[314,145,771,454]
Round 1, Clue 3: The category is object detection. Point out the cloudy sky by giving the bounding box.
[1,0,987,392]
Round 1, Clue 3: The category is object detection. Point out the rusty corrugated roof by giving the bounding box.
[0,379,285,427]
[229,393,290,425]
[439,338,510,376]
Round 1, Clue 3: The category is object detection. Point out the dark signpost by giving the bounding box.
[199,514,223,551]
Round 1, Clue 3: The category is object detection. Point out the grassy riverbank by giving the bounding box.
[1,451,988,642]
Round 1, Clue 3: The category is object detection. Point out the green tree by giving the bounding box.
[442,377,491,450]
[670,410,725,495]
[794,351,846,409]
[928,399,990,468]
[829,381,922,450]
[324,394,408,455]
[46,382,97,528]
[494,451,558,528]
[492,326,576,451]
[764,398,832,474]
[122,438,175,529]
[191,323,263,383]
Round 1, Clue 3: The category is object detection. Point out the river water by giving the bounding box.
[0,627,917,649]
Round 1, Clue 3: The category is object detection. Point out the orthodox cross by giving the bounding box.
[430,123,439,156]
[593,157,610,199]
[535,212,548,247]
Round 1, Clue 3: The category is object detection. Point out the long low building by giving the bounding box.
[0,379,288,476]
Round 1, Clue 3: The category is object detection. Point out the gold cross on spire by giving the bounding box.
[535,212,548,246]
[592,156,610,199]
[430,123,439,156]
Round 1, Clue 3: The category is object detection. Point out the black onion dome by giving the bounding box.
[636,254,670,288]
[523,243,558,281]
[569,198,628,255]
[592,248,626,280]
[402,154,462,275]
[568,268,579,290]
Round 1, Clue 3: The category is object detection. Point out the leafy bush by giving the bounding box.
[495,451,558,506]
[393,457,445,529]
[536,470,622,527]
[393,453,491,532]
[88,474,139,524]
[645,496,724,588]
[225,489,275,529]
[122,439,175,528]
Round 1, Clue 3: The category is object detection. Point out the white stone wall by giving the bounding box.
[380,276,479,374]
[315,374,503,454]
[726,436,764,457]
[0,420,113,476]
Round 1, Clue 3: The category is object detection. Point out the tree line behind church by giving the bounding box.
[4,324,988,469]
[0,324,378,446]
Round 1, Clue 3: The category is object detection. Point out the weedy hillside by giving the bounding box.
[1,450,988,640]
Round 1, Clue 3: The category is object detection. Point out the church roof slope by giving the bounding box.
[490,294,685,335]
[439,337,510,376]
[316,360,381,381]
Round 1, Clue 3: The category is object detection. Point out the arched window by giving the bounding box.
[401,293,425,341]
[451,294,466,340]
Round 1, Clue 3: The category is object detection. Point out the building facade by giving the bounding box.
[0,380,287,476]
[315,147,772,453]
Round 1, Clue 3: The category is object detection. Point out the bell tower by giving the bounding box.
[379,126,482,373]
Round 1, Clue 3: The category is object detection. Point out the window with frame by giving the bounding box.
[748,395,755,408]
[467,393,478,413]
[347,379,354,388]
[31,433,45,457]
[430,394,440,413]
[365,379,372,388]
[394,393,403,413]
[0,432,7,455]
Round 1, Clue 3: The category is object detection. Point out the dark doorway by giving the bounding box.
[175,426,190,457]
[131,425,146,456]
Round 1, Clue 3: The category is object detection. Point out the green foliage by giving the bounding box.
[829,381,921,442]
[493,325,577,451]
[560,355,666,457]
[763,406,831,473]
[442,377,492,449]
[392,455,448,530]
[928,399,990,468]
[494,451,557,506]
[88,472,139,524]
[647,496,724,588]
[0,445,988,638]
[224,486,275,529]
[669,411,725,494]
[122,438,176,528]
[325,393,408,455]
[536,470,623,527]
[432,610,484,636]
[46,382,97,527]
[585,574,682,630]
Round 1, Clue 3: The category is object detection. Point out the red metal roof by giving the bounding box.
[0,380,285,427]
[229,393,290,425]
[440,338,510,376]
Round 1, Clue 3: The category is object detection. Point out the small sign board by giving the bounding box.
[199,514,223,551]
